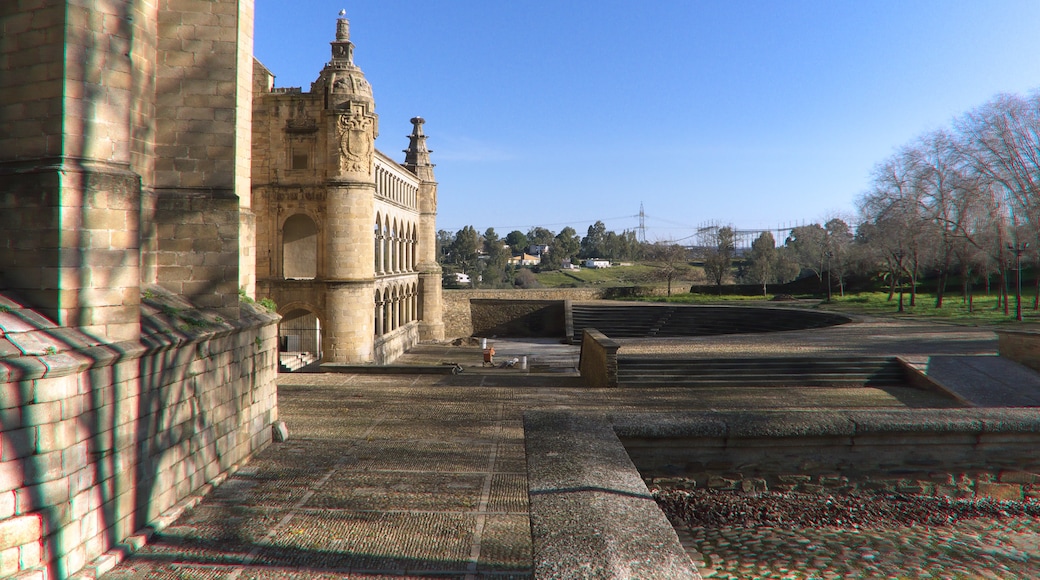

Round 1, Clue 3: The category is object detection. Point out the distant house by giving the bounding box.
[508,253,541,267]
[561,260,580,271]
[527,244,550,256]
[584,258,611,269]
[453,272,471,284]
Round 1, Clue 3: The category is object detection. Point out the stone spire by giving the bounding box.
[314,10,374,112]
[403,116,435,181]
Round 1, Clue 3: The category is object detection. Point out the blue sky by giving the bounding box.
[254,1,1040,241]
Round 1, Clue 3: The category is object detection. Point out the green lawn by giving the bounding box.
[634,289,1040,326]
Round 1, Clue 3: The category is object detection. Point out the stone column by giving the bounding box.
[324,104,377,363]
[0,1,142,341]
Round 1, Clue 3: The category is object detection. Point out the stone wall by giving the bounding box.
[578,329,619,388]
[0,289,279,578]
[442,289,605,339]
[616,409,1040,502]
[996,329,1040,373]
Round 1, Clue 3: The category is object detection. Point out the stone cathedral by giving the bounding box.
[252,14,444,366]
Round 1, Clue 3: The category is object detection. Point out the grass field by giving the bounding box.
[529,264,1040,326]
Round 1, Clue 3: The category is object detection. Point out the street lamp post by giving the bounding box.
[1007,242,1029,322]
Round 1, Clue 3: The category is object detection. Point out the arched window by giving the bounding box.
[282,214,318,279]
[374,215,383,274]
[374,289,384,336]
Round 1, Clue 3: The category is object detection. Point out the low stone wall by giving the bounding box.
[616,409,1040,502]
[373,322,420,365]
[996,329,1040,373]
[0,288,279,579]
[578,328,620,388]
[442,288,604,339]
[524,408,1040,579]
[525,412,699,579]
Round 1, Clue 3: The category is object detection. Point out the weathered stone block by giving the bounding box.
[976,482,1022,501]
[0,514,42,551]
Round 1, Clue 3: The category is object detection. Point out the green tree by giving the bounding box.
[553,227,581,265]
[786,223,828,284]
[481,227,510,286]
[526,227,555,248]
[746,231,778,296]
[701,226,735,292]
[448,226,480,284]
[580,221,607,258]
[436,229,453,264]
[505,230,529,256]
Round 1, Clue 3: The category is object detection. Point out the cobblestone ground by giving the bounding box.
[676,517,1040,579]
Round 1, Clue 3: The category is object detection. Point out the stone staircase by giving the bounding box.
[279,352,320,373]
[616,355,906,388]
[570,303,849,343]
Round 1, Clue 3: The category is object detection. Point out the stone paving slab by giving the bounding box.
[908,354,1040,407]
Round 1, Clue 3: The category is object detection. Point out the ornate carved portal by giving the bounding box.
[337,107,374,175]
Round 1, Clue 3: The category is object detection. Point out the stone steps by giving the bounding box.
[617,356,906,387]
[570,304,848,342]
[279,352,320,373]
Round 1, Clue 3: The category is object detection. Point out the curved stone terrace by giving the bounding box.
[96,315,1040,579]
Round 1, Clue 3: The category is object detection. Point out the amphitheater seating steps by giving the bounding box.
[570,303,848,342]
[616,355,905,387]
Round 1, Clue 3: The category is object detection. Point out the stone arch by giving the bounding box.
[282,213,318,279]
[277,303,323,359]
[378,215,386,276]
[382,214,391,275]
[374,288,384,336]
[391,218,399,273]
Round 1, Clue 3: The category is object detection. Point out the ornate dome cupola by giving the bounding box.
[403,117,435,182]
[317,10,378,178]
[314,10,376,114]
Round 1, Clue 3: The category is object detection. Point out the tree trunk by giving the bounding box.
[887,270,896,301]
[1034,265,1039,310]
[909,272,917,307]
[935,265,948,308]
[1001,271,1010,315]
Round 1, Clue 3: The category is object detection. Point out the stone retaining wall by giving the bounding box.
[0,288,279,579]
[525,408,1040,579]
[578,329,620,388]
[996,329,1040,373]
[616,409,1040,503]
[442,289,604,339]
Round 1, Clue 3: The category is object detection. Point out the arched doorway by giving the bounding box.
[279,308,322,372]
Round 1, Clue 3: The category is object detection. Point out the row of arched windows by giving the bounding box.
[376,165,419,208]
[374,283,417,336]
[374,214,417,275]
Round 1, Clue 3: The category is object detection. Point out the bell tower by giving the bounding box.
[321,10,378,363]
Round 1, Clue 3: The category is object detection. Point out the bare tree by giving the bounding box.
[700,226,735,293]
[644,241,691,296]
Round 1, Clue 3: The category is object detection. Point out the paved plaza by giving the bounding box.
[98,318,1040,579]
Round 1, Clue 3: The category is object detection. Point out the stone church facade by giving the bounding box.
[0,2,440,577]
[252,14,444,365]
